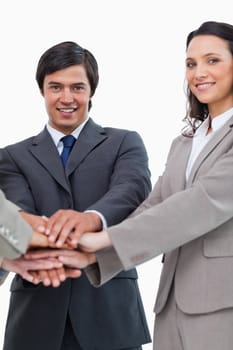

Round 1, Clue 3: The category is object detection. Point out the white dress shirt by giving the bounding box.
[46,118,89,155]
[186,107,233,182]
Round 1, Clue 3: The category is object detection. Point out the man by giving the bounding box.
[0,41,151,350]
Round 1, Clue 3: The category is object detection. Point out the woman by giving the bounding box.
[26,21,233,350]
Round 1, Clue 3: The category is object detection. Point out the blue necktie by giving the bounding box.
[60,135,76,167]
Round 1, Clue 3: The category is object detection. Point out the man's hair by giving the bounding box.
[36,41,99,110]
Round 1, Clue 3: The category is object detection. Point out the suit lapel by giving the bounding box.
[28,120,107,186]
[29,127,71,192]
[169,135,192,192]
[187,116,233,186]
[66,119,107,176]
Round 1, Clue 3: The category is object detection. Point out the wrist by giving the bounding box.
[0,258,9,274]
[86,212,102,231]
[88,253,97,265]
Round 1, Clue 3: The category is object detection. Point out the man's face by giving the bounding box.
[43,64,91,134]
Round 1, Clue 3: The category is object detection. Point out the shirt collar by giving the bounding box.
[195,107,233,137]
[46,116,89,148]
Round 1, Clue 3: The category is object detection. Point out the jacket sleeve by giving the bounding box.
[107,140,233,271]
[0,190,32,259]
[87,130,152,226]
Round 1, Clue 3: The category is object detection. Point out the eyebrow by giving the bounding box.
[47,81,87,86]
[186,52,222,61]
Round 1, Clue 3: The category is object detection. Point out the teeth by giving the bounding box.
[60,109,74,112]
[196,83,213,90]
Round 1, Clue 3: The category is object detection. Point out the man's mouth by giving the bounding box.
[57,108,77,113]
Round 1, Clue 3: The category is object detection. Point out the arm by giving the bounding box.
[100,143,233,271]
[86,131,152,225]
[0,190,33,259]
[37,131,152,245]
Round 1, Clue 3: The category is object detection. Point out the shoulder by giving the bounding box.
[3,129,46,152]
[104,127,140,138]
[87,118,144,145]
[6,137,35,148]
[171,133,191,149]
[88,118,141,136]
[1,137,35,159]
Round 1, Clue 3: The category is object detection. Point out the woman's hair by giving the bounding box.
[183,21,233,136]
[36,41,99,111]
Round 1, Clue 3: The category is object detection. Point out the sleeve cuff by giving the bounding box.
[85,210,108,230]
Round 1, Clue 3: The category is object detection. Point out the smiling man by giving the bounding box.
[0,42,152,350]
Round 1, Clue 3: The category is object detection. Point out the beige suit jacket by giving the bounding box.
[0,190,32,284]
[86,113,233,315]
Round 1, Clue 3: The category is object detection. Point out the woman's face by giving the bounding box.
[186,34,233,117]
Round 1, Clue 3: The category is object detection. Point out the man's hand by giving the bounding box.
[1,256,63,284]
[19,210,71,249]
[44,210,102,248]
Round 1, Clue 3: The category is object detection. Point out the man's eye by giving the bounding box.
[74,85,83,91]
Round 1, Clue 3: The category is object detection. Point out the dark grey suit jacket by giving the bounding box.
[0,118,152,350]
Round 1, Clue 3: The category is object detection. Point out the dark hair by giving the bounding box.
[183,21,233,135]
[36,41,99,111]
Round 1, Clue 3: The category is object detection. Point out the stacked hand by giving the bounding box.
[2,210,110,287]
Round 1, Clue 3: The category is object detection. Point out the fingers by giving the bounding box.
[27,258,63,270]
[21,270,40,284]
[25,249,95,269]
[44,210,102,248]
[70,212,102,245]
[27,210,104,250]
[64,268,82,279]
[29,231,49,248]
[53,218,77,247]
[29,267,81,287]
[3,251,83,287]
[45,210,79,246]
[58,251,96,268]
[38,268,66,287]
[27,271,40,284]
[22,210,105,252]
[25,249,69,260]
[20,212,48,233]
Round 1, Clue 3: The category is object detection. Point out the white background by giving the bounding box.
[0,1,232,349]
